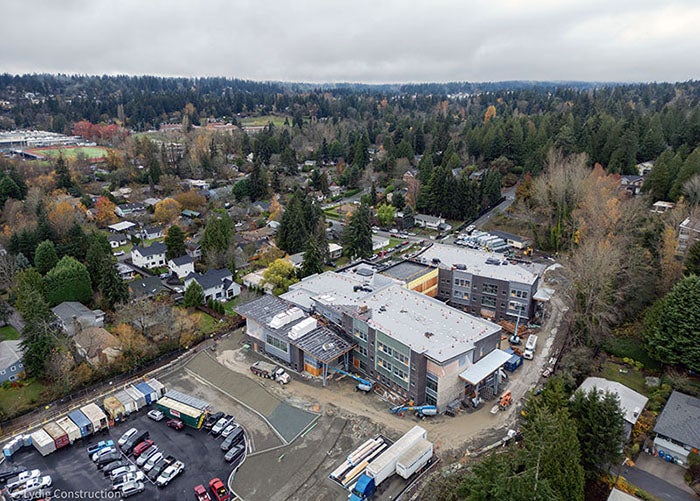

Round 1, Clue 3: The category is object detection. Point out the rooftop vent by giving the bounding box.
[424,332,434,338]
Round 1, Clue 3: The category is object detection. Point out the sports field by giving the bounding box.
[240,115,290,127]
[25,145,109,160]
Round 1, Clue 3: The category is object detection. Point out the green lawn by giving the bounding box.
[389,237,404,248]
[114,242,133,254]
[195,311,220,335]
[0,379,46,419]
[26,146,110,160]
[240,115,290,127]
[599,360,650,396]
[0,325,19,341]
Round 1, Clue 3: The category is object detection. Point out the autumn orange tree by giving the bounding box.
[94,196,117,227]
[153,197,182,224]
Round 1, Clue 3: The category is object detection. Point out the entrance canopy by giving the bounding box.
[290,326,356,364]
[459,349,513,385]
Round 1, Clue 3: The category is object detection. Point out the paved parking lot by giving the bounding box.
[5,410,239,500]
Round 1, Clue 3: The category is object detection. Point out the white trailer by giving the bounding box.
[80,403,108,432]
[30,429,56,456]
[396,439,433,479]
[364,426,426,487]
[55,416,81,444]
[114,389,138,414]
[523,334,538,360]
[124,386,147,408]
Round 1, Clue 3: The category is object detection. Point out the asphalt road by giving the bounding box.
[5,409,239,500]
[616,466,697,501]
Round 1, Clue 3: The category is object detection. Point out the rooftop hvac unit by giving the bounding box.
[289,317,318,340]
[269,307,305,329]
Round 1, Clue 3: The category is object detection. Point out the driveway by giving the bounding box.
[622,454,697,500]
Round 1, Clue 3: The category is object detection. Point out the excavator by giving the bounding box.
[390,404,438,418]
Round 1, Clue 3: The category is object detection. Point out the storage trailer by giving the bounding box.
[133,381,157,404]
[55,416,81,444]
[114,390,138,414]
[155,396,206,429]
[43,422,69,450]
[396,439,433,479]
[31,429,56,456]
[102,396,126,422]
[164,390,210,412]
[145,378,166,398]
[124,386,147,408]
[80,403,108,432]
[68,409,92,437]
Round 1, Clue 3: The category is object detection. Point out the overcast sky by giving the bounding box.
[3,0,700,83]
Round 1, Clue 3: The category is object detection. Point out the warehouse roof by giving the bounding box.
[417,243,539,284]
[360,284,501,363]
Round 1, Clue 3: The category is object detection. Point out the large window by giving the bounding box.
[509,301,527,314]
[355,346,368,357]
[510,289,529,299]
[354,329,368,342]
[482,296,496,308]
[266,334,288,353]
[378,341,409,365]
[482,283,498,295]
[426,375,438,393]
[454,278,471,288]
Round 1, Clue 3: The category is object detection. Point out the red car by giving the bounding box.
[194,484,212,501]
[132,439,154,457]
[167,418,184,430]
[209,477,230,501]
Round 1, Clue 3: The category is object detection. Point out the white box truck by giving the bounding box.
[396,439,433,479]
[523,335,538,360]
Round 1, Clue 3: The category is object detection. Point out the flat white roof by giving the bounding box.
[360,284,501,363]
[417,243,539,285]
[108,221,137,232]
[459,349,512,384]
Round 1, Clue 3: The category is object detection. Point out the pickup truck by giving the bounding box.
[250,361,290,384]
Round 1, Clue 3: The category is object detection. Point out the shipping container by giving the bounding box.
[503,348,523,372]
[68,409,92,437]
[31,429,56,456]
[102,396,126,421]
[133,382,156,404]
[145,378,166,398]
[396,439,433,479]
[43,422,70,449]
[124,386,147,408]
[80,403,109,432]
[155,397,206,429]
[164,390,210,411]
[365,426,427,486]
[114,390,138,414]
[55,417,81,444]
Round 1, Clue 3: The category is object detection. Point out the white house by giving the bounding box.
[414,213,446,230]
[372,236,390,251]
[140,225,164,240]
[115,202,146,217]
[328,243,343,259]
[131,242,167,269]
[108,234,127,249]
[168,255,195,279]
[185,268,240,302]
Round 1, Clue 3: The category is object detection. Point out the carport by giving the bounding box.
[289,326,356,386]
[459,349,512,406]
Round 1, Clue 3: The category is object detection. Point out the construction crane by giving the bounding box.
[390,404,438,418]
[332,368,374,393]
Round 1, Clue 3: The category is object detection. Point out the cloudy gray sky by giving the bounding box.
[3,0,700,83]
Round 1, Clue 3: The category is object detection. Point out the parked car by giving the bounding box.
[156,460,184,487]
[121,430,149,454]
[110,465,138,481]
[166,418,184,430]
[220,424,236,438]
[147,455,175,482]
[96,451,122,469]
[113,250,125,257]
[143,451,164,472]
[113,471,144,490]
[120,481,145,498]
[92,446,116,462]
[220,428,242,452]
[194,484,212,501]
[132,439,154,457]
[7,475,51,500]
[102,460,129,477]
[118,428,138,447]
[0,466,27,485]
[87,440,114,457]
[224,444,245,465]
[6,470,41,490]
[147,410,165,421]
[211,416,233,436]
[203,412,224,430]
[136,445,159,466]
[209,477,230,501]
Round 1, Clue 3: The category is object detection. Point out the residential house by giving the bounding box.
[108,221,137,233]
[168,255,195,279]
[577,377,648,438]
[0,340,24,383]
[140,225,164,240]
[677,216,700,255]
[185,268,240,302]
[52,301,105,337]
[131,242,167,269]
[414,214,445,231]
[142,197,161,208]
[73,327,119,367]
[372,236,390,251]
[242,269,274,294]
[116,263,136,280]
[186,241,202,259]
[329,243,343,259]
[636,161,654,177]
[288,252,305,269]
[651,201,675,214]
[181,209,201,219]
[115,202,146,217]
[108,234,127,249]
[653,390,700,463]
[469,169,486,181]
[129,275,168,301]
[489,230,530,250]
[396,210,415,230]
[328,184,344,197]
[185,179,210,190]
[619,175,644,196]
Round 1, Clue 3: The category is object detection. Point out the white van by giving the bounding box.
[523,335,538,360]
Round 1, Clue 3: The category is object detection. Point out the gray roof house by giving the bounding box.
[0,340,24,383]
[168,255,195,279]
[185,268,241,303]
[131,242,167,270]
[577,377,648,438]
[653,390,700,463]
[52,301,105,337]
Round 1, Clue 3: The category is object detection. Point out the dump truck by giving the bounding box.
[250,361,290,384]
[349,426,429,500]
